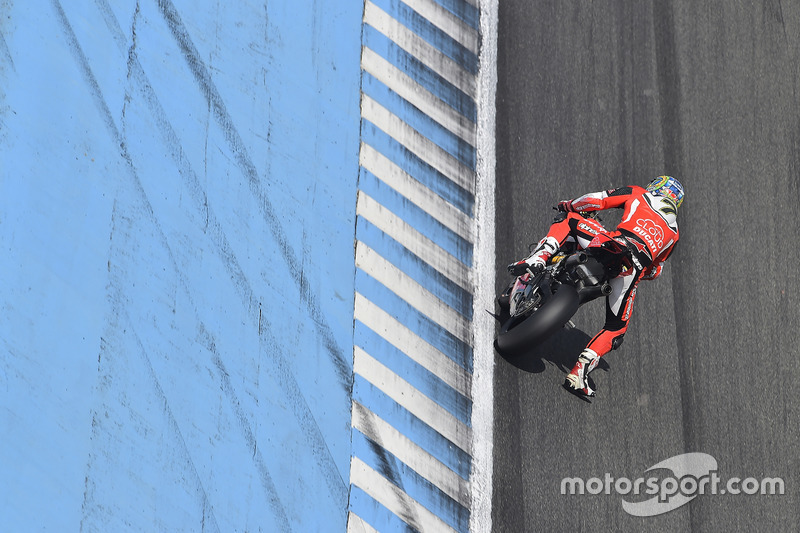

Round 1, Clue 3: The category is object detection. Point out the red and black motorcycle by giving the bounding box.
[495,213,633,354]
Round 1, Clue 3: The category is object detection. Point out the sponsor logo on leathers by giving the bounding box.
[633,218,664,252]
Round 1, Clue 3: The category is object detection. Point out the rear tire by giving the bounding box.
[495,285,581,354]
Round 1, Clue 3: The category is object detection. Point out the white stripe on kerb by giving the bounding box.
[362,94,475,195]
[350,456,458,533]
[352,401,470,507]
[361,47,476,146]
[356,242,471,343]
[360,143,474,241]
[356,191,471,286]
[364,1,476,99]
[354,346,473,454]
[354,293,472,399]
[346,512,379,533]
[401,0,479,55]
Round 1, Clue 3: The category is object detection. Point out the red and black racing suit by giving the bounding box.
[549,185,679,359]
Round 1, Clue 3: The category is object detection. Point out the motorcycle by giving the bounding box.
[495,213,632,354]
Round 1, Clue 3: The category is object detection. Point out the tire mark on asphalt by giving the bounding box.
[764,0,788,44]
[653,2,697,531]
[93,0,349,505]
[154,0,352,389]
[653,0,685,178]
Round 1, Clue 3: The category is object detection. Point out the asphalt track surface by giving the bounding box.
[492,2,800,531]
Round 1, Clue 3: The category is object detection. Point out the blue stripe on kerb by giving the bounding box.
[359,168,474,271]
[354,321,472,426]
[356,216,473,316]
[362,121,474,217]
[352,430,469,532]
[362,71,476,169]
[349,486,417,533]
[363,25,476,122]
[431,0,480,31]
[353,375,471,480]
[355,269,473,373]
[370,0,478,74]
[351,0,482,528]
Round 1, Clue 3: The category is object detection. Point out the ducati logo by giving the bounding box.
[633,218,664,251]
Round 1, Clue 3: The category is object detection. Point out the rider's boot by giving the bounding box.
[507,235,558,276]
[565,349,599,397]
[525,236,560,268]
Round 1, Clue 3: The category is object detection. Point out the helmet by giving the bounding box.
[646,175,684,208]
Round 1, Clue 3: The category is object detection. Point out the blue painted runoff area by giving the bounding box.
[0,0,361,531]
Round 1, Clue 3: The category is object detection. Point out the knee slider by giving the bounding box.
[611,334,625,350]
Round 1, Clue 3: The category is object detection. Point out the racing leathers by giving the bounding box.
[513,185,680,396]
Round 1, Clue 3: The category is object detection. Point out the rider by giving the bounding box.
[507,176,684,398]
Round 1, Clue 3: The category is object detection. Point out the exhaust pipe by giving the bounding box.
[578,282,612,302]
[563,252,588,269]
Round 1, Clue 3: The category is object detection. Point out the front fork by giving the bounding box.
[497,251,569,316]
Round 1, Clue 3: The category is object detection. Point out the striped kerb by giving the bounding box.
[348,0,481,531]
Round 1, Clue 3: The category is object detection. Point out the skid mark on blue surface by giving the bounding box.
[352,417,420,530]
[85,281,223,531]
[154,0,351,389]
[196,325,293,530]
[67,0,350,513]
[353,376,471,480]
[50,0,127,165]
[349,486,419,533]
[100,189,346,528]
[353,430,468,532]
[0,30,13,72]
[89,173,346,529]
[52,4,349,528]
[83,189,289,529]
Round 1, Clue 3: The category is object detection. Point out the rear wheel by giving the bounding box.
[495,284,581,354]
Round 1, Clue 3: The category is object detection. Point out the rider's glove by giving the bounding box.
[507,261,531,276]
[557,200,576,213]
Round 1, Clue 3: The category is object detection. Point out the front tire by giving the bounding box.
[495,285,580,354]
